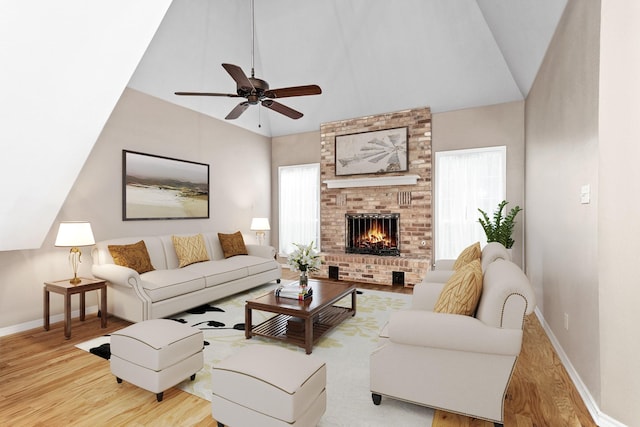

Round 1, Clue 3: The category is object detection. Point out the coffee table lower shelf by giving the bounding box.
[250,305,353,350]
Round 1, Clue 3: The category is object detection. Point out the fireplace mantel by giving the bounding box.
[323,174,420,189]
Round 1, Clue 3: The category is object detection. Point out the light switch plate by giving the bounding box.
[580,184,590,204]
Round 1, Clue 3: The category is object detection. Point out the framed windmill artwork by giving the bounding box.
[335,127,408,176]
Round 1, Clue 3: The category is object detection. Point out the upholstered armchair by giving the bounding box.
[370,259,535,426]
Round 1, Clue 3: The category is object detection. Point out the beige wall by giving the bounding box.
[525,0,604,419]
[0,88,271,332]
[432,101,526,266]
[598,0,640,424]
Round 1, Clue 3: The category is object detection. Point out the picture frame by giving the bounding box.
[122,150,209,221]
[335,127,408,176]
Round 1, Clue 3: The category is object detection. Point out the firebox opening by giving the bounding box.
[345,213,400,256]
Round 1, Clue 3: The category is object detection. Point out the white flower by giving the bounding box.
[287,241,321,273]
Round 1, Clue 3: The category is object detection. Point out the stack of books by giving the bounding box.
[274,283,313,300]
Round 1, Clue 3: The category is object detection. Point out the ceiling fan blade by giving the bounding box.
[175,91,241,97]
[222,63,254,91]
[262,99,303,119]
[264,85,322,99]
[225,101,250,120]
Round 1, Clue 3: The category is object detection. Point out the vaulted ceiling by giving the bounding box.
[129,0,568,137]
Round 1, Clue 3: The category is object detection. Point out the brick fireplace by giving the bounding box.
[316,107,432,287]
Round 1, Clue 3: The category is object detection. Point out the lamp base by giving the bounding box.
[69,276,81,285]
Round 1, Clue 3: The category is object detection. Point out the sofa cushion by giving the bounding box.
[246,256,279,276]
[452,241,481,270]
[218,231,248,258]
[434,259,482,316]
[172,234,210,267]
[139,269,206,302]
[108,240,155,274]
[181,259,248,287]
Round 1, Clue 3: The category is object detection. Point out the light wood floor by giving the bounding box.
[0,271,595,426]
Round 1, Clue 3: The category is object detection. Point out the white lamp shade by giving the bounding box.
[250,217,270,231]
[54,221,95,247]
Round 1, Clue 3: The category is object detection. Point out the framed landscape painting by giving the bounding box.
[335,127,408,176]
[122,150,210,220]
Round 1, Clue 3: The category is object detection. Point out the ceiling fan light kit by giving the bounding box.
[174,0,321,120]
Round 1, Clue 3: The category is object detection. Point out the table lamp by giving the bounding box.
[250,218,270,245]
[55,221,95,284]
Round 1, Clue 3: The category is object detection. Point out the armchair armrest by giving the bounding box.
[387,310,523,356]
[434,259,456,270]
[246,244,276,259]
[411,281,445,310]
[91,263,140,289]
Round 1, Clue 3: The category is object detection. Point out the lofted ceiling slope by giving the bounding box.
[0,0,172,251]
[129,0,568,137]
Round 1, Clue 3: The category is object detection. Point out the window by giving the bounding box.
[278,163,320,256]
[435,146,506,259]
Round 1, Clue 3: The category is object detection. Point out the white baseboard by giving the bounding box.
[0,305,99,338]
[535,308,627,427]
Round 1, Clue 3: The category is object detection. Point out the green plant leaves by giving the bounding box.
[477,200,522,248]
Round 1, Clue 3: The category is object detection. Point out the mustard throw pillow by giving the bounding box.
[172,234,210,268]
[218,231,248,258]
[452,241,481,270]
[434,259,483,316]
[108,240,155,274]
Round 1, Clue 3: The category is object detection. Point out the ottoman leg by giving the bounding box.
[191,373,196,381]
[217,423,224,427]
[116,377,122,384]
[156,392,164,402]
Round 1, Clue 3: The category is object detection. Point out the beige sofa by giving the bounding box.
[91,232,281,323]
[370,258,535,426]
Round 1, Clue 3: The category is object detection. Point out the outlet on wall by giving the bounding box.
[564,313,569,330]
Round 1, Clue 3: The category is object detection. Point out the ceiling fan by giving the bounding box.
[174,0,321,120]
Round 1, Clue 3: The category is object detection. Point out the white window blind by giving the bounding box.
[435,146,506,259]
[278,163,320,256]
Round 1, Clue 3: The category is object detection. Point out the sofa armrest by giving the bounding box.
[91,263,140,289]
[246,244,276,259]
[387,310,523,356]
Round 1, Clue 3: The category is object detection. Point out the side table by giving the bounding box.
[43,277,107,340]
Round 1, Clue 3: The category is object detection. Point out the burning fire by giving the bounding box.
[346,213,399,256]
[363,224,388,244]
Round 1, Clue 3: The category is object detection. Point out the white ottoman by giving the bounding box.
[211,345,326,427]
[110,319,204,402]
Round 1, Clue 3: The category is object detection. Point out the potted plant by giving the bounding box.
[477,200,522,249]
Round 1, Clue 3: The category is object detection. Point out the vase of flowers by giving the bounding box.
[287,241,321,287]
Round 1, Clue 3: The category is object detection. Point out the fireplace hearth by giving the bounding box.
[345,213,400,256]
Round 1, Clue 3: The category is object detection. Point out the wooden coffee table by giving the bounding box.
[245,279,357,354]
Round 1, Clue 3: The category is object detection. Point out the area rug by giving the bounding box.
[76,281,434,426]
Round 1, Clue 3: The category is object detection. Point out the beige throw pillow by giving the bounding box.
[218,231,248,258]
[172,234,210,268]
[108,240,155,274]
[452,241,481,270]
[434,259,483,316]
